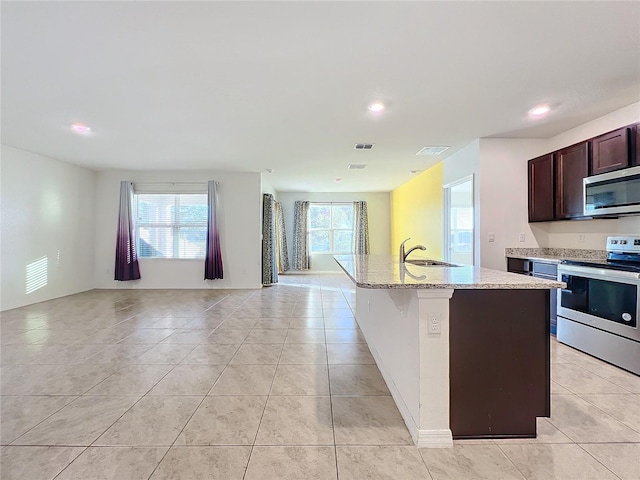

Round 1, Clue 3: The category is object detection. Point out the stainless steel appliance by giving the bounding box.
[584,165,640,217]
[557,236,640,375]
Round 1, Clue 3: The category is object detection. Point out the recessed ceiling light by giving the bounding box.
[529,104,551,117]
[71,123,91,135]
[368,102,385,113]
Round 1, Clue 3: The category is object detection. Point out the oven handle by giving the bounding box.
[558,264,640,281]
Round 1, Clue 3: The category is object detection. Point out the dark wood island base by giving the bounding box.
[449,289,551,439]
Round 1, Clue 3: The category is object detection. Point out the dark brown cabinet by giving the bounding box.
[527,121,639,223]
[555,142,589,219]
[590,127,630,175]
[633,123,640,166]
[528,154,554,222]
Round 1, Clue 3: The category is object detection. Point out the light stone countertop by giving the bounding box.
[334,255,566,290]
[505,254,609,264]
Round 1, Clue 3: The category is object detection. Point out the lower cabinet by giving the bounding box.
[507,258,558,335]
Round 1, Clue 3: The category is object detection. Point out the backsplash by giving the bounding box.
[505,247,607,260]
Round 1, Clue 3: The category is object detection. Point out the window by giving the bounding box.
[134,194,208,259]
[308,203,354,254]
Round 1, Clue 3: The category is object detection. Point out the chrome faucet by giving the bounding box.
[399,237,427,263]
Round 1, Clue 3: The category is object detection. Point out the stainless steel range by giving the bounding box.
[557,236,640,375]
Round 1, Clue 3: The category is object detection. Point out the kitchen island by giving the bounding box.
[333,255,565,448]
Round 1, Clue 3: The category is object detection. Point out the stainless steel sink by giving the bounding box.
[405,259,460,267]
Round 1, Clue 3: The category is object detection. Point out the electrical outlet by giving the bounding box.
[578,233,585,243]
[488,232,495,243]
[519,232,526,242]
[428,313,441,335]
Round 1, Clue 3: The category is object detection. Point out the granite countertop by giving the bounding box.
[505,247,607,264]
[334,255,566,290]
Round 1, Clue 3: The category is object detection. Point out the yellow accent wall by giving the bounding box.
[391,162,443,258]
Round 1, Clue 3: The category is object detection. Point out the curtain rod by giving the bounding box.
[133,181,218,186]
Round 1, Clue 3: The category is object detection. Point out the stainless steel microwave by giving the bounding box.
[584,165,640,216]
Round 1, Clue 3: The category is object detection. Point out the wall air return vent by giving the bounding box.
[416,146,450,156]
[354,143,374,150]
[348,164,367,170]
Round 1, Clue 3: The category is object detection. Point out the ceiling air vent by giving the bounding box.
[348,164,367,170]
[416,146,450,156]
[354,143,374,150]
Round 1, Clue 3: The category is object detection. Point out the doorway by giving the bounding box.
[443,175,474,265]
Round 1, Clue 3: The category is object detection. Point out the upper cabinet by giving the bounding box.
[590,127,630,175]
[527,121,640,223]
[555,142,589,220]
[528,154,554,222]
[633,123,640,167]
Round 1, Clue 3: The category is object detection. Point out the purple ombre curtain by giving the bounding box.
[204,180,224,279]
[114,181,141,281]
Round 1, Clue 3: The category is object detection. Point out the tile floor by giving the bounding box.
[1,273,639,480]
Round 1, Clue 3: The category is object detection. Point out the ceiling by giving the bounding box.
[2,1,640,192]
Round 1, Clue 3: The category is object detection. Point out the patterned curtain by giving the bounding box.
[292,200,310,270]
[114,181,141,281]
[274,201,290,273]
[262,194,278,285]
[353,201,370,255]
[204,180,224,280]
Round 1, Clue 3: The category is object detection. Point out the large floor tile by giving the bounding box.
[288,317,325,329]
[329,365,390,395]
[327,343,375,365]
[86,364,173,395]
[160,329,213,344]
[552,363,630,394]
[55,446,168,480]
[0,364,116,395]
[279,343,327,364]
[149,446,251,480]
[255,396,334,445]
[493,417,573,445]
[578,360,640,393]
[244,328,288,344]
[580,443,640,480]
[229,343,283,365]
[119,329,176,344]
[180,344,238,364]
[132,344,197,364]
[271,364,330,395]
[420,444,525,480]
[0,446,84,480]
[581,393,640,431]
[209,364,277,395]
[332,396,412,445]
[175,396,267,445]
[0,395,77,445]
[13,396,139,446]
[325,329,365,343]
[245,446,337,480]
[499,444,619,480]
[548,394,640,443]
[95,396,202,446]
[338,446,431,480]
[205,328,251,345]
[285,329,326,344]
[82,344,155,365]
[149,364,224,395]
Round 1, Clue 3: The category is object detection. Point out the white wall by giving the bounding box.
[478,138,550,270]
[1,145,96,311]
[443,140,482,266]
[94,169,262,290]
[278,191,391,272]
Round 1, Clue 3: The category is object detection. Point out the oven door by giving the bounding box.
[557,265,640,342]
